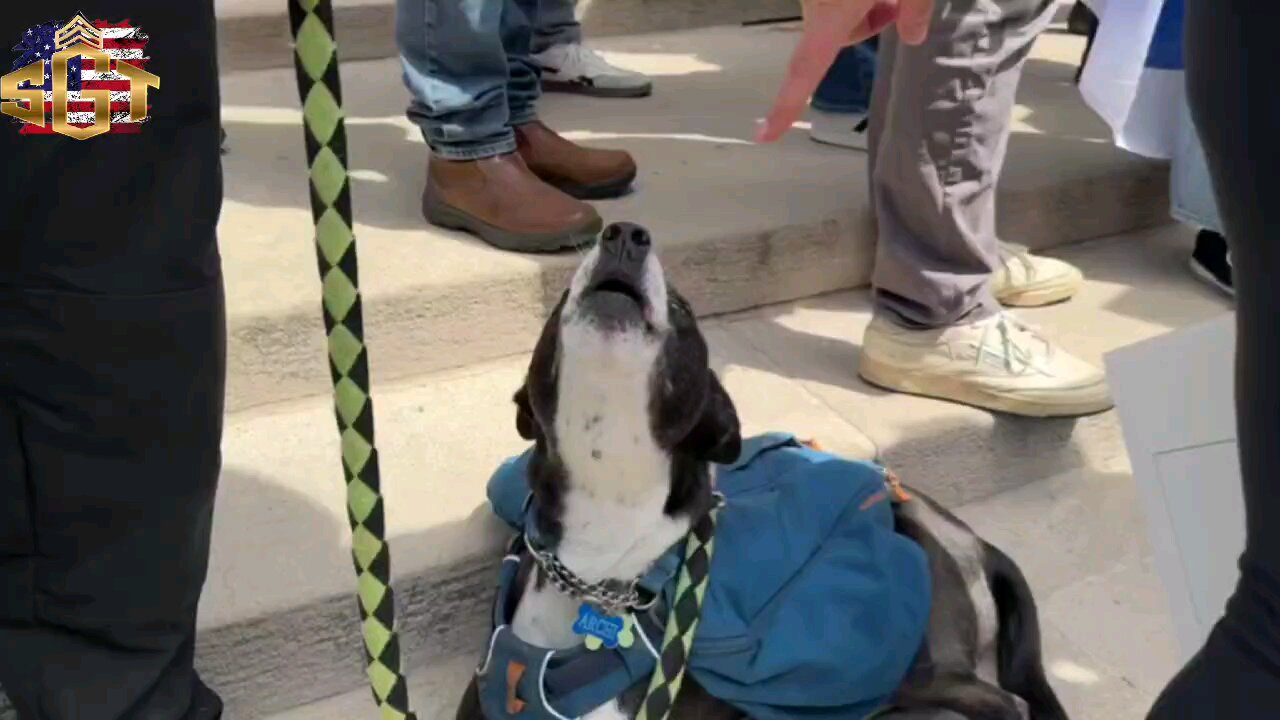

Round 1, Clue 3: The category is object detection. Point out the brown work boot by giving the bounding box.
[515,121,637,199]
[423,152,603,253]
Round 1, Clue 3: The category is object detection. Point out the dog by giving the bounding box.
[457,222,1070,720]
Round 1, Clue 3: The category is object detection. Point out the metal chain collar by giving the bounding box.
[523,492,725,617]
[524,532,654,616]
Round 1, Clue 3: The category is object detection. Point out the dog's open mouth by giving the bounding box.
[589,276,646,309]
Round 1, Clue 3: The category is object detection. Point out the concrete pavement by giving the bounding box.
[214,0,804,72]
[212,0,1084,73]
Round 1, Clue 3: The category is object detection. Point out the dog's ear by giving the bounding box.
[681,372,741,465]
[513,385,538,441]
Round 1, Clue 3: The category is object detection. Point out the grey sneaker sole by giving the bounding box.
[808,128,868,151]
[1188,256,1236,298]
[423,187,601,254]
[542,78,653,98]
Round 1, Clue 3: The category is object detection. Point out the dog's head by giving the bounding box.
[514,222,741,541]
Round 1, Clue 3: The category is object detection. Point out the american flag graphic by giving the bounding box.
[9,18,151,135]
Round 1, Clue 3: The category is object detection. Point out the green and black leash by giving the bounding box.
[636,503,720,720]
[287,1,417,718]
[285,1,715,716]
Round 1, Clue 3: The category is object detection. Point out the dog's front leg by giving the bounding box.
[454,675,484,720]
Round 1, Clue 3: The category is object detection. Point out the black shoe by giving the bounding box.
[1190,229,1235,297]
[1067,1,1097,35]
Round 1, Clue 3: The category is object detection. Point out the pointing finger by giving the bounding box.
[757,19,848,142]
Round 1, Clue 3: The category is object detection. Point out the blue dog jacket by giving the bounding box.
[480,433,932,720]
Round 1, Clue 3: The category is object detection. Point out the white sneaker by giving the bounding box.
[533,43,653,98]
[858,313,1113,417]
[809,109,870,150]
[992,243,1083,307]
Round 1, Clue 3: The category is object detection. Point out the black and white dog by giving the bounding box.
[457,223,1069,720]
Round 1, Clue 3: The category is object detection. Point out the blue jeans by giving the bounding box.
[396,0,542,159]
[811,38,879,115]
[533,0,581,53]
[1170,89,1224,235]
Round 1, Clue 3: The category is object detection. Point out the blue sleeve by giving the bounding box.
[486,447,535,530]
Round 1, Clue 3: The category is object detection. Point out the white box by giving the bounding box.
[1105,312,1243,662]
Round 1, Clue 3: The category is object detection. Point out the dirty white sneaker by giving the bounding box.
[992,243,1084,307]
[858,313,1113,417]
[533,43,653,98]
[809,109,870,150]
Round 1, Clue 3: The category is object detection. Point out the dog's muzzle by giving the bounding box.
[579,222,652,327]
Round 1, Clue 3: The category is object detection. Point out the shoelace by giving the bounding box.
[974,314,1053,375]
[998,242,1038,281]
[556,42,625,76]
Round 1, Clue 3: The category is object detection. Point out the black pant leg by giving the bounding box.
[1147,1,1280,716]
[0,2,225,719]
[0,286,227,720]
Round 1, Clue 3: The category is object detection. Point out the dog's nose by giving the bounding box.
[600,222,652,261]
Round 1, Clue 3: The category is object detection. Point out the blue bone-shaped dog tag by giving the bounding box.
[572,604,634,650]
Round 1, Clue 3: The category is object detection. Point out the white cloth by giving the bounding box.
[1079,0,1181,159]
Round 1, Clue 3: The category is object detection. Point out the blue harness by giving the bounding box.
[477,433,933,720]
[475,543,673,719]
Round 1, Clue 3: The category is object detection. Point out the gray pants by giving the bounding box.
[532,0,581,53]
[867,0,1057,328]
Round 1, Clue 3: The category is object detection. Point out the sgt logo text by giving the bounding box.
[1,14,158,139]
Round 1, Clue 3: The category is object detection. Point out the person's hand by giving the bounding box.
[757,0,934,142]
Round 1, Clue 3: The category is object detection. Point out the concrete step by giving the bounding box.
[214,0,1082,73]
[266,463,1185,720]
[215,0,804,72]
[198,225,1230,717]
[217,23,1169,414]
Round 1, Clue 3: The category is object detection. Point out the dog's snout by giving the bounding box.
[600,222,652,262]
[574,221,663,328]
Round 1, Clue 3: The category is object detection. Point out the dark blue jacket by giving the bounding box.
[482,433,932,719]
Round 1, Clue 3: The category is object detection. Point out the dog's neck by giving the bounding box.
[515,473,696,657]
[513,338,704,651]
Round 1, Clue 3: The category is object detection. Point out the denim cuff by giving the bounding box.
[428,133,518,161]
[509,109,539,130]
[531,24,583,55]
